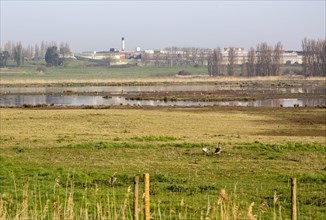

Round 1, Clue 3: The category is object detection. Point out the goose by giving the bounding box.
[214,143,222,155]
[202,147,210,155]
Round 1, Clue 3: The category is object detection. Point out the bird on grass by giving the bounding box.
[202,147,210,155]
[214,143,222,155]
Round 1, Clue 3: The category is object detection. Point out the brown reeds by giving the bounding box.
[247,202,256,220]
[218,188,228,220]
[15,178,29,219]
[0,177,294,220]
[273,191,278,220]
[1,76,325,86]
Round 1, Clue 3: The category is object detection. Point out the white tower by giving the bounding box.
[121,37,125,51]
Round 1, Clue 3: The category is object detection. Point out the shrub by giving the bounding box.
[36,65,47,72]
[82,105,94,109]
[177,70,192,76]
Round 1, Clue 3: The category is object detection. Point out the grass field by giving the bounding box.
[0,107,325,219]
[0,59,307,86]
[0,59,208,83]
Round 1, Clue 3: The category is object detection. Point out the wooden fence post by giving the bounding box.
[291,177,297,220]
[143,173,150,220]
[133,176,139,220]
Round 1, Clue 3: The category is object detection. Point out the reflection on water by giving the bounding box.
[0,95,325,107]
[1,85,326,94]
[216,98,326,107]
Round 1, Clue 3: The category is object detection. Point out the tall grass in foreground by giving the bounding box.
[0,178,287,219]
[0,177,133,220]
[0,179,254,219]
[0,176,325,219]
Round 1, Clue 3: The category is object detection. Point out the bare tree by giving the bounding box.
[40,41,45,59]
[154,54,160,67]
[0,50,10,67]
[30,45,34,60]
[302,38,308,75]
[208,48,223,76]
[227,47,236,76]
[59,42,71,66]
[25,45,33,61]
[256,42,273,76]
[4,41,13,59]
[11,42,17,60]
[302,38,326,76]
[13,42,23,67]
[34,44,40,60]
[59,42,71,58]
[246,47,256,77]
[191,47,199,66]
[199,49,207,65]
[318,39,326,76]
[208,53,214,76]
[141,52,149,66]
[240,56,247,76]
[215,48,224,75]
[272,42,283,76]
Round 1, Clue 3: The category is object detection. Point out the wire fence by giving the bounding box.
[0,175,325,219]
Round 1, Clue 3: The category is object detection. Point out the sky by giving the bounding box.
[1,0,325,52]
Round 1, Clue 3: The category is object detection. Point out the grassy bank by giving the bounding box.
[0,107,325,218]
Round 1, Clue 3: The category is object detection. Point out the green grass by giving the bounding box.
[0,59,208,82]
[0,107,325,218]
[0,59,307,82]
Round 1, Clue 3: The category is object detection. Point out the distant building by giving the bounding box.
[283,51,302,64]
[110,48,119,52]
[221,47,302,65]
[222,47,248,65]
[74,37,140,65]
[75,38,302,67]
[223,47,244,52]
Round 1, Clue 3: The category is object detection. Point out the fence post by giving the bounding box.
[291,177,297,220]
[143,173,150,220]
[134,176,139,220]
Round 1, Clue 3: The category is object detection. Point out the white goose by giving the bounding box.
[202,147,210,155]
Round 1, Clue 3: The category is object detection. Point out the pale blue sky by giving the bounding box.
[1,0,325,52]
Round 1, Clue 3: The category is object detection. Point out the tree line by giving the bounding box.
[208,38,325,77]
[0,41,71,67]
[1,38,325,76]
[141,47,211,67]
[302,38,326,76]
[208,42,284,77]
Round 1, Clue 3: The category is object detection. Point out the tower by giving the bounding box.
[121,37,125,51]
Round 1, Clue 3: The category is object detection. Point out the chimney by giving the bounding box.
[121,37,125,51]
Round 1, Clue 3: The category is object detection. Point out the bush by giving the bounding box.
[82,105,94,109]
[36,66,47,72]
[177,70,192,76]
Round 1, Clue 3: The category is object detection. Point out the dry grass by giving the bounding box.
[1,76,325,86]
[0,178,288,220]
[1,107,325,187]
[1,107,325,147]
